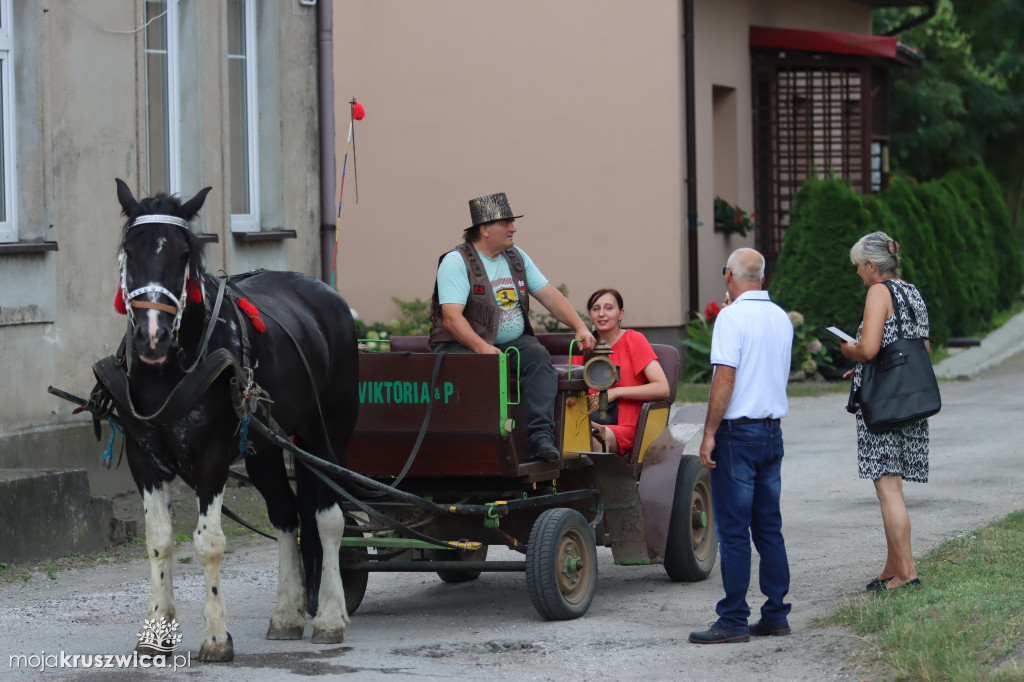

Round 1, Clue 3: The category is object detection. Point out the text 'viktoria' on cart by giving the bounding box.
[358,380,456,405]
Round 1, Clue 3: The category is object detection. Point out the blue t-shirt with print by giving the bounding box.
[436,247,548,344]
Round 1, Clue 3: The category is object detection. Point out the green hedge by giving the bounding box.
[769,166,1023,349]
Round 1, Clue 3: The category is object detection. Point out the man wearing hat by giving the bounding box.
[429,192,596,461]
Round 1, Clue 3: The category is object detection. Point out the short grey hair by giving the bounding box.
[727,249,765,282]
[850,231,901,278]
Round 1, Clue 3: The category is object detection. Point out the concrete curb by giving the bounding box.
[935,309,1024,379]
[0,468,137,564]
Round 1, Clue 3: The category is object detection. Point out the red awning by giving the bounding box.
[749,26,915,61]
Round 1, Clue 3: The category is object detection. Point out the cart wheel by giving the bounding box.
[525,508,597,620]
[664,454,717,582]
[341,526,369,615]
[426,545,489,583]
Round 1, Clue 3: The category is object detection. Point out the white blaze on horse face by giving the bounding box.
[312,505,350,636]
[142,486,176,625]
[194,493,229,651]
[146,308,162,350]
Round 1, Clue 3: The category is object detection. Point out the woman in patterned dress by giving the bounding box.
[839,231,930,591]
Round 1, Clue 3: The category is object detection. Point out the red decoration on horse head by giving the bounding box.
[187,277,202,303]
[114,289,127,315]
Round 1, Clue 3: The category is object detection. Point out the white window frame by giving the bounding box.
[229,0,260,233]
[144,0,181,196]
[0,0,18,244]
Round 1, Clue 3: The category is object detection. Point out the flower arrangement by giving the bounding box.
[713,197,754,238]
[787,310,833,377]
[683,303,833,383]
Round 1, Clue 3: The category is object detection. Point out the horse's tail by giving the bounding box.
[295,460,324,617]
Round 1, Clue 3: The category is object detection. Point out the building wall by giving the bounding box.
[0,1,320,474]
[332,0,875,330]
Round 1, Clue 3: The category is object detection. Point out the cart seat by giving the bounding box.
[627,343,680,471]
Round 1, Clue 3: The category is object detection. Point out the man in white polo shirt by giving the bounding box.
[689,248,794,644]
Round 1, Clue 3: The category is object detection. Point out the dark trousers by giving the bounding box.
[433,334,556,448]
[710,420,791,630]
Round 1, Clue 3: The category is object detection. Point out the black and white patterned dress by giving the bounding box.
[852,280,930,482]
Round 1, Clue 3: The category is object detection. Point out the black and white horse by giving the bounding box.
[108,179,359,661]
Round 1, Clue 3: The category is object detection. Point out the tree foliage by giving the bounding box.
[876,0,1024,232]
[769,167,1022,351]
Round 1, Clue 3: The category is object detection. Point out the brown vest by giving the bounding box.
[429,242,532,348]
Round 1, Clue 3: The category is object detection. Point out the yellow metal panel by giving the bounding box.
[636,407,670,464]
[561,391,592,458]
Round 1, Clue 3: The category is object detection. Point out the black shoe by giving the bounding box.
[749,619,791,637]
[866,576,893,591]
[873,577,920,594]
[532,440,560,462]
[688,621,750,644]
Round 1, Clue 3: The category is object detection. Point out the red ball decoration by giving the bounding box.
[352,101,365,121]
[114,289,127,315]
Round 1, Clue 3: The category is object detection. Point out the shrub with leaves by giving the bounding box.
[680,305,716,383]
[354,296,432,351]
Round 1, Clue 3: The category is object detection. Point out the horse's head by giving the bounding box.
[115,179,213,366]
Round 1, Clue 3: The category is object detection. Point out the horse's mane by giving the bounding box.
[119,192,206,282]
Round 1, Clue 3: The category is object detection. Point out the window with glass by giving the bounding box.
[0,0,17,243]
[144,0,179,196]
[228,0,259,232]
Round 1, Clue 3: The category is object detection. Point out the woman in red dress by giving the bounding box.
[580,288,670,455]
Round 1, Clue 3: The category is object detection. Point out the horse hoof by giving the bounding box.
[135,644,169,658]
[266,624,304,640]
[198,633,234,662]
[311,627,345,644]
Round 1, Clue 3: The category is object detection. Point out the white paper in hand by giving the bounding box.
[826,326,856,344]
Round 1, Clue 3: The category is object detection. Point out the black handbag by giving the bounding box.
[853,281,941,433]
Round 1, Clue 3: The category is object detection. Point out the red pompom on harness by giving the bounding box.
[114,288,127,315]
[187,277,202,303]
[237,297,266,333]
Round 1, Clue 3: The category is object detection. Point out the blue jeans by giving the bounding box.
[710,420,791,630]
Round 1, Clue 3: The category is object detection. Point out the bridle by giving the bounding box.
[119,213,202,352]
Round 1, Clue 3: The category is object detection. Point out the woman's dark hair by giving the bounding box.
[587,288,624,311]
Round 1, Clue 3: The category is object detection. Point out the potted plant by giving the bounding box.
[713,197,754,238]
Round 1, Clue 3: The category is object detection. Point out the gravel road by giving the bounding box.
[2,351,1022,681]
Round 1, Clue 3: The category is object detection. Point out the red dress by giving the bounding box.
[573,329,659,453]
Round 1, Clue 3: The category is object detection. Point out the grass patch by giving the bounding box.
[823,510,1024,681]
[0,562,31,585]
[989,299,1024,334]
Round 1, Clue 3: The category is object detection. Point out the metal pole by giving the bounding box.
[683,0,699,320]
